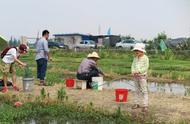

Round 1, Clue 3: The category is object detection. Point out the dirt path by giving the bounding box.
[6,79,190,124]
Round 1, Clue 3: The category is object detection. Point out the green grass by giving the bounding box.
[4,49,190,86]
[0,94,142,124]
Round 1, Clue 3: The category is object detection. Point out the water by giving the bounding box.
[103,80,190,96]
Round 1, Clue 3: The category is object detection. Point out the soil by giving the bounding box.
[2,78,190,124]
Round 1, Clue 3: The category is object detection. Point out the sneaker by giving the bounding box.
[1,86,8,93]
[39,80,45,86]
[13,86,19,91]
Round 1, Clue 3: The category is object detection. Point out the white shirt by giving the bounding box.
[35,37,49,60]
[2,48,19,64]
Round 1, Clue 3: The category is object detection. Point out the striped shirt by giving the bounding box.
[131,55,149,75]
[77,58,97,74]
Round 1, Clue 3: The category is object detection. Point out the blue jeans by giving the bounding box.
[36,58,48,80]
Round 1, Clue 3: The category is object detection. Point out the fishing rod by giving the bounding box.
[91,77,136,89]
[91,77,145,94]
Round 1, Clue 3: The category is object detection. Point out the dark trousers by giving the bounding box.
[36,58,48,81]
[77,69,99,89]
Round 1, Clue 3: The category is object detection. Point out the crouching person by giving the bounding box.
[77,52,104,89]
[131,43,149,112]
[0,44,27,93]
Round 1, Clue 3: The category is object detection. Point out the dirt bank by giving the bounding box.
[3,80,190,124]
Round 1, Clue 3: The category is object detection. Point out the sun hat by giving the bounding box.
[87,52,100,59]
[19,44,28,52]
[132,43,146,53]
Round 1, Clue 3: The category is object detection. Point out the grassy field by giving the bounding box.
[13,49,190,85]
[0,49,190,123]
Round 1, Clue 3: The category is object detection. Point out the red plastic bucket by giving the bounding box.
[66,79,75,88]
[115,89,128,102]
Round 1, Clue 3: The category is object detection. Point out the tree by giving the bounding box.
[153,32,168,50]
[9,38,20,46]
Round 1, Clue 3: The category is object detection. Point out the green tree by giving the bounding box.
[153,32,168,50]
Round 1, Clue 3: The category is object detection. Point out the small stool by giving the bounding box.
[75,79,86,90]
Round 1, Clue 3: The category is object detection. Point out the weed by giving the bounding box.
[40,88,46,99]
[57,87,66,101]
[24,66,33,78]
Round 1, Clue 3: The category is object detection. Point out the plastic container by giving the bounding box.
[92,77,103,90]
[23,78,34,92]
[66,79,75,88]
[115,89,128,102]
[91,81,98,90]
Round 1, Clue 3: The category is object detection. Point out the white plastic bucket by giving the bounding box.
[23,78,34,92]
[92,77,103,90]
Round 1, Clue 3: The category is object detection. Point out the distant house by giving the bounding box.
[53,33,94,49]
[166,38,187,48]
[90,35,121,47]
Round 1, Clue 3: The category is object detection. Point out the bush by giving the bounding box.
[0,36,8,51]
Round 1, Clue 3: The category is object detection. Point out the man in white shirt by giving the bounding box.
[35,30,50,86]
[0,44,27,93]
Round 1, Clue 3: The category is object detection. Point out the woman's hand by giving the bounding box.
[133,72,140,77]
[21,62,27,67]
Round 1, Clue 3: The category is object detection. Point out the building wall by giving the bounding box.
[55,36,82,49]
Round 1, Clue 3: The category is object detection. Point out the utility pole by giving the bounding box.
[98,25,101,35]
[36,31,40,41]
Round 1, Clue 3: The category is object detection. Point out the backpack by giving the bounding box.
[1,47,17,59]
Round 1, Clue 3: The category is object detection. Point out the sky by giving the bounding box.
[0,0,190,40]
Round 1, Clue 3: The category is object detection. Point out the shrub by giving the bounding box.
[0,36,8,51]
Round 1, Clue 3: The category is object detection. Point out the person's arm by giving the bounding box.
[10,48,26,66]
[90,62,105,76]
[131,59,136,74]
[14,56,26,66]
[138,57,149,75]
[98,68,105,76]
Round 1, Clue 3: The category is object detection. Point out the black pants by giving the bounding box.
[36,58,48,80]
[77,69,99,89]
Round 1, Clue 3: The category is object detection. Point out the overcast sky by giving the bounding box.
[0,0,190,40]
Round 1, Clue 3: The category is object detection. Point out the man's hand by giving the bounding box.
[49,58,53,62]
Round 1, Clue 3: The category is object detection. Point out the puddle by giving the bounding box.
[103,80,190,96]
